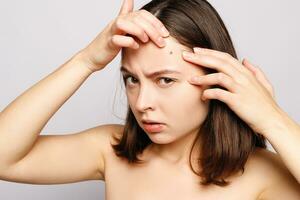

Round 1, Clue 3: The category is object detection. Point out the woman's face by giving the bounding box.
[121,37,210,145]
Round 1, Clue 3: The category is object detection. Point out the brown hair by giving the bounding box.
[112,0,266,187]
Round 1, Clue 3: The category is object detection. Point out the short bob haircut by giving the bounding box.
[112,0,267,187]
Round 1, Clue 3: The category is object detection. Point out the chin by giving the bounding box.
[147,133,176,144]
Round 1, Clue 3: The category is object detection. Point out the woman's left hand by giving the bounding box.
[182,47,283,135]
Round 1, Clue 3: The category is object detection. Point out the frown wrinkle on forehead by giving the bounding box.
[120,65,181,78]
[121,37,201,79]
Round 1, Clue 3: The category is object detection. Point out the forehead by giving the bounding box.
[121,37,204,76]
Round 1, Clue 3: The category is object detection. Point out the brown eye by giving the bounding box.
[158,77,174,86]
[123,75,138,86]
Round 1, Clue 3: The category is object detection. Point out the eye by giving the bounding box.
[122,75,175,87]
[123,75,138,86]
[158,77,175,86]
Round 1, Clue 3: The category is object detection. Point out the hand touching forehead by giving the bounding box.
[121,36,206,78]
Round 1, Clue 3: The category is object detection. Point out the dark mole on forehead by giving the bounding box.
[169,51,173,55]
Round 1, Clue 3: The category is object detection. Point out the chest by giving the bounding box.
[103,152,262,200]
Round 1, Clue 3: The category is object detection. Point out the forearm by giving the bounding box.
[263,110,300,183]
[0,52,94,167]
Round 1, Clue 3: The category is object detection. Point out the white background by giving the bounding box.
[0,0,299,199]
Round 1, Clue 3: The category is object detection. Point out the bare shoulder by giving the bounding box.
[246,147,300,200]
[84,123,124,180]
[90,123,124,141]
[89,123,124,155]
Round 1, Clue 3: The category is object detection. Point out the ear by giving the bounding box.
[118,0,134,15]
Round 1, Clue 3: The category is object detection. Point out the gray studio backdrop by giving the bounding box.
[0,0,299,199]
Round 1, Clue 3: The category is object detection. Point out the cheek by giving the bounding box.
[125,91,136,110]
[173,84,209,121]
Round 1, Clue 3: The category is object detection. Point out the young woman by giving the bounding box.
[0,0,299,199]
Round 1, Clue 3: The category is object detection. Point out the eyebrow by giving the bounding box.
[120,66,181,78]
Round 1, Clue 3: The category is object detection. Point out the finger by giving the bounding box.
[202,88,234,105]
[193,47,252,76]
[132,15,166,47]
[118,0,134,15]
[243,59,272,86]
[242,58,258,73]
[139,9,169,37]
[188,73,237,93]
[114,18,149,43]
[182,50,242,80]
[242,59,275,97]
[111,35,139,49]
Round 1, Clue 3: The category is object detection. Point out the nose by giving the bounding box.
[134,86,155,112]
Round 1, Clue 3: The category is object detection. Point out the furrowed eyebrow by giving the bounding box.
[120,66,181,78]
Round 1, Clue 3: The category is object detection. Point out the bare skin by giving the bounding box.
[0,0,299,199]
[102,125,299,200]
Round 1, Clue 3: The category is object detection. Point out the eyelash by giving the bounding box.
[122,75,175,87]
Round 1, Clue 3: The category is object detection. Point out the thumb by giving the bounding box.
[118,0,134,15]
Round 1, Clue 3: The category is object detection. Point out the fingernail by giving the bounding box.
[193,47,202,53]
[182,51,193,59]
[190,76,200,82]
[142,33,149,42]
[158,37,166,46]
[161,26,169,37]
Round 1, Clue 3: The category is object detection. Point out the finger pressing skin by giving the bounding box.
[111,35,139,49]
[113,18,148,43]
[189,73,237,93]
[132,15,166,47]
[182,50,242,80]
[202,88,234,104]
[193,47,253,77]
[139,9,169,37]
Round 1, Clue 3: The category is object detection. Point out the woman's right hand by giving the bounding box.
[76,0,170,73]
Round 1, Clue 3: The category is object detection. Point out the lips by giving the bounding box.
[142,123,165,133]
[141,119,165,133]
[141,119,164,124]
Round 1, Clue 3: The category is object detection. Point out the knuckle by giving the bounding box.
[217,59,227,67]
[222,77,230,86]
[141,32,147,40]
[216,73,225,82]
[223,52,233,59]
[215,89,222,98]
[136,28,144,36]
